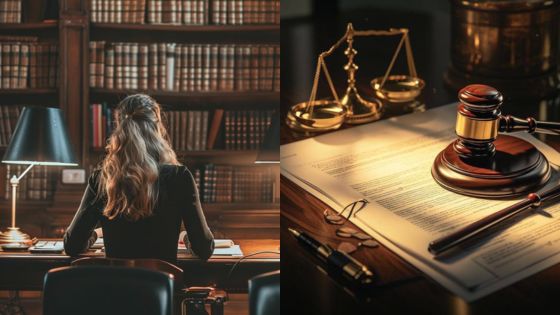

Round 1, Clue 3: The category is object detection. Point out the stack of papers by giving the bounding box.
[281,104,560,301]
[178,239,243,257]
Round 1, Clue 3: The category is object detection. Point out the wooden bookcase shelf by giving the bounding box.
[90,89,279,107]
[0,0,279,240]
[89,23,279,43]
[91,23,279,32]
[0,88,57,95]
[0,21,58,30]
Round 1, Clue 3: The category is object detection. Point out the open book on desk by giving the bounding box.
[282,103,560,302]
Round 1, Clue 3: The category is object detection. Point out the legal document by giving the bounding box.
[281,104,560,301]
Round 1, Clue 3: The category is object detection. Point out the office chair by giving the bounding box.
[71,257,227,315]
[71,257,184,289]
[43,265,174,315]
[248,270,280,315]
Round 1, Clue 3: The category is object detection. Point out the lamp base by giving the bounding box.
[0,227,32,244]
[432,135,551,198]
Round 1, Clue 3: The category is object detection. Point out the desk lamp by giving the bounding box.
[0,106,77,244]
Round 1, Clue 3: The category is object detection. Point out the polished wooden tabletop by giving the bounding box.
[281,8,560,315]
[0,239,279,291]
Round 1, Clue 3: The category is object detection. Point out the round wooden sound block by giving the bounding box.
[432,135,551,198]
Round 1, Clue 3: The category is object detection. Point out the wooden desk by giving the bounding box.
[0,239,279,292]
[281,8,560,315]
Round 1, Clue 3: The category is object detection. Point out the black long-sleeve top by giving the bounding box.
[63,164,214,262]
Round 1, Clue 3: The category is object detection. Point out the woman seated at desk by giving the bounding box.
[63,94,214,262]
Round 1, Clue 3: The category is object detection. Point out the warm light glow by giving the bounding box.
[2,160,78,166]
[254,161,280,164]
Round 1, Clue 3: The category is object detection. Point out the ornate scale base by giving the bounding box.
[432,135,551,198]
[341,87,383,125]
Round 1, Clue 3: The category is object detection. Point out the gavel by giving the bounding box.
[454,84,560,159]
[432,84,554,198]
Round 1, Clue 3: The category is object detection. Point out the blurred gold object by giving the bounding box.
[287,23,422,131]
[445,0,560,98]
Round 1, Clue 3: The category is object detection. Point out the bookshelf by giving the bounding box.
[0,0,280,240]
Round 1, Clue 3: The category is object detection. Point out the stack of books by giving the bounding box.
[0,104,22,147]
[89,41,280,92]
[2,165,56,201]
[0,0,21,23]
[211,0,280,25]
[224,110,273,150]
[201,164,274,203]
[90,0,147,23]
[0,38,58,89]
[166,110,210,152]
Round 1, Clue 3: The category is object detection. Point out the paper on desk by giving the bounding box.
[281,103,560,301]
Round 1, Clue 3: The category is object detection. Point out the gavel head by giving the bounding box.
[453,84,503,159]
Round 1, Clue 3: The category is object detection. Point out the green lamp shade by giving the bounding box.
[2,106,78,166]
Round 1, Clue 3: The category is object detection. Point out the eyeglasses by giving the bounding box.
[323,199,369,225]
[323,199,379,254]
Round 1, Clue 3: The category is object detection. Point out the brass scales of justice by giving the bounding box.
[286,23,425,132]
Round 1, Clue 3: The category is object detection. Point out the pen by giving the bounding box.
[428,184,560,257]
[288,227,374,285]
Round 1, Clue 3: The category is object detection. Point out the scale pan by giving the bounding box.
[371,75,425,102]
[287,100,346,132]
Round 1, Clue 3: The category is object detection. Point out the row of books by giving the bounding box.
[0,40,58,89]
[197,164,274,203]
[2,165,57,201]
[90,0,146,24]
[211,0,279,25]
[0,0,21,23]
[92,108,214,151]
[167,110,209,152]
[89,41,280,92]
[89,0,279,25]
[90,105,274,151]
[224,110,273,150]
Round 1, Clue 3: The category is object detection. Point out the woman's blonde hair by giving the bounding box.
[98,94,179,221]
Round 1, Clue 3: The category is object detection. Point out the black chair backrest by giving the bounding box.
[71,257,184,289]
[248,270,280,315]
[43,265,174,315]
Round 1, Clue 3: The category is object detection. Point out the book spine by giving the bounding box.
[89,41,97,87]
[130,43,138,89]
[187,109,195,151]
[201,110,208,151]
[158,42,167,90]
[148,43,158,90]
[138,44,149,90]
[104,45,115,89]
[19,43,28,89]
[166,43,175,90]
[115,43,123,89]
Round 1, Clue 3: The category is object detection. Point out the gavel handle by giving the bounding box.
[499,115,560,135]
